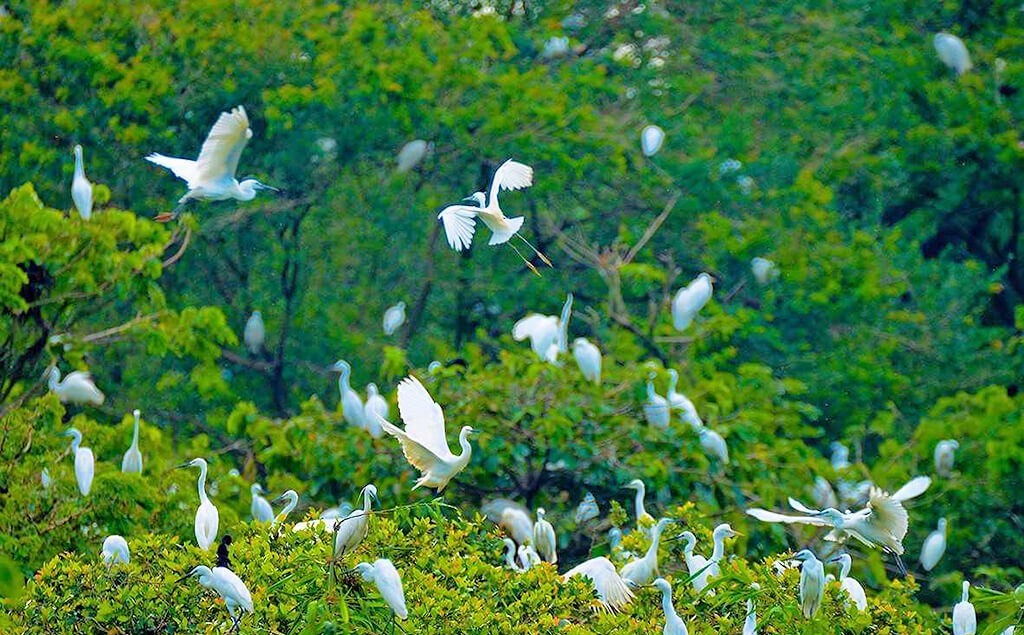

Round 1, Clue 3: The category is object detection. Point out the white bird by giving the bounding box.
[953,581,977,635]
[355,559,408,620]
[699,427,730,465]
[811,476,839,510]
[563,557,634,613]
[920,517,948,572]
[41,467,52,489]
[497,505,535,547]
[671,273,713,331]
[48,367,104,405]
[146,105,278,221]
[751,257,779,284]
[243,311,265,355]
[63,428,94,496]
[71,144,93,220]
[182,565,253,631]
[620,518,674,586]
[513,293,573,363]
[363,383,388,438]
[572,337,601,384]
[334,484,377,560]
[653,578,688,635]
[934,33,973,76]
[743,583,759,635]
[641,125,666,157]
[666,369,703,430]
[502,538,522,571]
[934,440,960,477]
[101,535,129,565]
[542,36,570,59]
[250,484,274,523]
[120,409,143,474]
[182,458,219,550]
[378,375,475,492]
[624,479,656,531]
[681,531,712,592]
[517,544,542,570]
[533,508,557,564]
[437,159,551,271]
[794,549,825,618]
[396,139,432,173]
[705,523,740,580]
[830,441,851,470]
[383,302,406,336]
[830,553,867,611]
[331,360,365,429]
[643,373,670,429]
[272,489,299,526]
[574,491,600,524]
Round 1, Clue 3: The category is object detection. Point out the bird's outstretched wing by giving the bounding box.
[563,557,634,613]
[788,497,821,514]
[379,417,446,475]
[746,508,831,526]
[145,154,198,185]
[487,159,533,208]
[890,476,931,503]
[195,106,253,183]
[437,205,479,251]
[512,314,559,359]
[395,376,453,461]
[867,487,909,543]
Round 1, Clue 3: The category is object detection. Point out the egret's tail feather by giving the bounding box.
[488,216,525,245]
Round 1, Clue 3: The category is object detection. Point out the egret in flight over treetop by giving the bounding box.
[48,367,104,405]
[513,293,573,363]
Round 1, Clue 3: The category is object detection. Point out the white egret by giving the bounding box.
[751,257,779,284]
[513,293,573,363]
[920,518,947,572]
[812,476,839,510]
[243,311,265,355]
[794,549,825,618]
[666,369,703,430]
[934,440,960,477]
[378,375,475,492]
[517,544,542,570]
[250,484,274,523]
[121,409,143,474]
[48,367,104,405]
[934,33,972,76]
[830,441,851,470]
[437,159,551,271]
[331,360,365,429]
[706,523,740,580]
[355,559,408,620]
[653,578,688,635]
[574,491,600,524]
[641,125,665,157]
[681,531,712,592]
[41,467,52,489]
[272,489,299,526]
[542,36,570,59]
[624,479,656,531]
[71,144,93,220]
[572,337,601,384]
[383,302,406,336]
[533,508,557,564]
[829,553,867,611]
[146,105,278,221]
[181,565,253,631]
[362,383,388,438]
[620,518,674,587]
[334,484,377,560]
[953,581,976,635]
[671,273,713,331]
[396,139,432,173]
[643,373,670,429]
[502,538,522,571]
[743,583,759,635]
[63,428,94,496]
[497,505,534,547]
[181,458,219,550]
[563,557,634,613]
[699,427,730,465]
[101,535,130,565]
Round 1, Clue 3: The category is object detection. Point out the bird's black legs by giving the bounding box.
[892,551,908,577]
[516,233,553,267]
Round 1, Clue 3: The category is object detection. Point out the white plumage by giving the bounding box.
[620,518,674,586]
[681,531,712,592]
[533,508,557,564]
[641,125,665,157]
[362,383,388,438]
[624,479,655,530]
[574,491,600,524]
[243,311,265,354]
[705,523,739,581]
[699,427,730,464]
[356,559,408,620]
[64,428,94,496]
[920,517,948,572]
[953,581,976,635]
[934,440,960,477]
[120,409,143,474]
[563,557,634,613]
[396,139,431,173]
[250,484,274,523]
[332,360,365,429]
[794,549,825,618]
[272,489,299,526]
[830,553,867,611]
[512,293,572,363]
[383,302,406,336]
[654,578,688,635]
[71,144,93,220]
[643,373,670,429]
[101,535,129,565]
[666,369,703,430]
[49,367,104,405]
[743,584,759,635]
[750,257,779,284]
[934,33,972,76]
[333,484,377,559]
[184,458,219,550]
[572,337,601,384]
[671,273,713,331]
[185,565,253,630]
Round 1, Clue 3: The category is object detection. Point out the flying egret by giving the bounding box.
[243,311,265,355]
[63,428,94,496]
[681,531,712,592]
[181,458,219,550]
[331,360,365,429]
[934,440,960,477]
[396,139,432,173]
[794,549,825,618]
[641,125,665,157]
[666,369,703,430]
[953,581,976,635]
[101,535,129,565]
[272,489,299,526]
[563,557,634,613]
[699,427,730,465]
[512,293,573,363]
[643,374,670,429]
[750,257,779,284]
[829,553,867,611]
[671,273,713,331]
[437,159,551,272]
[181,564,253,632]
[533,508,557,564]
[572,338,601,384]
[575,492,600,524]
[334,484,377,560]
[705,523,740,580]
[146,105,278,221]
[355,559,408,620]
[934,33,972,76]
[620,518,675,586]
[920,518,948,572]
[120,409,144,474]
[41,467,52,489]
[829,442,851,470]
[743,583,759,635]
[378,375,475,492]
[653,578,688,635]
[502,538,522,571]
[71,144,93,220]
[362,383,388,438]
[250,484,274,523]
[624,479,656,531]
[48,367,104,405]
[383,302,406,336]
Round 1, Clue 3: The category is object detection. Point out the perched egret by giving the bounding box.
[181,564,253,631]
[575,491,600,524]
[624,479,656,531]
[383,302,406,336]
[641,125,666,157]
[653,578,688,635]
[829,553,867,611]
[334,484,377,560]
[119,409,144,474]
[71,144,93,220]
[331,360,365,429]
[572,337,601,384]
[41,467,52,489]
[497,505,534,547]
[243,311,265,355]
[64,428,94,496]
[812,476,839,510]
[513,293,573,363]
[272,489,299,526]
[830,441,851,470]
[181,458,219,550]
[681,531,712,592]
[934,440,960,477]
[437,159,551,271]
[671,273,713,331]
[744,583,759,635]
[699,427,729,465]
[620,518,675,587]
[533,508,557,564]
[953,581,976,635]
[48,367,104,405]
[608,527,624,550]
[563,557,634,613]
[794,549,825,618]
[934,33,972,76]
[517,544,542,570]
[502,538,522,571]
[706,523,740,580]
[362,383,388,438]
[355,559,408,620]
[250,484,274,523]
[378,375,475,492]
[666,369,703,430]
[101,535,129,565]
[920,518,948,572]
[396,139,432,173]
[146,105,278,221]
[751,257,779,284]
[643,373,670,429]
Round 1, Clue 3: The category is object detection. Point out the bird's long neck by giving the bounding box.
[646,380,657,401]
[235,182,257,201]
[74,147,85,177]
[962,582,970,602]
[339,367,351,392]
[197,463,210,505]
[660,586,678,622]
[283,494,297,517]
[362,490,373,512]
[711,533,726,562]
[49,369,60,390]
[839,558,850,581]
[645,523,665,560]
[668,371,678,396]
[458,430,473,460]
[131,412,140,448]
[504,541,516,568]
[69,432,81,452]
[634,486,646,518]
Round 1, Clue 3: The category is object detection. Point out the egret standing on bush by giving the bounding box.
[934,33,972,76]
[334,483,377,561]
[181,458,219,550]
[829,553,867,611]
[355,559,408,620]
[953,581,976,635]
[563,557,634,613]
[331,360,365,429]
[643,374,670,429]
[533,508,557,564]
[794,549,825,618]
[71,144,93,220]
[666,369,703,430]
[243,311,264,355]
[681,532,712,592]
[572,338,601,384]
[120,409,143,474]
[180,563,253,632]
[620,518,675,586]
[272,489,299,526]
[934,440,959,477]
[250,484,274,523]
[363,383,388,438]
[624,479,656,531]
[653,578,688,635]
[64,428,94,496]
[101,535,129,565]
